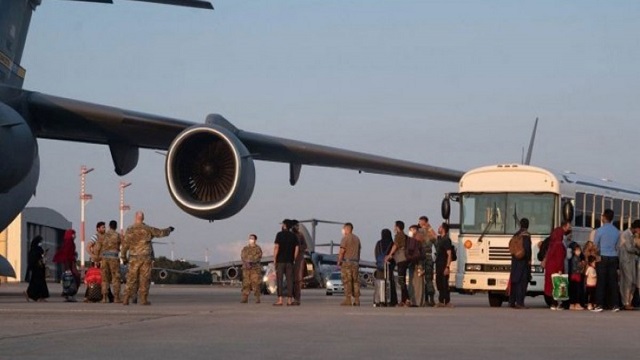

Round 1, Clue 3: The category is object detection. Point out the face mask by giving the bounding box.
[249,239,256,246]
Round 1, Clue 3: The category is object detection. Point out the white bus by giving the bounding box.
[442,164,640,307]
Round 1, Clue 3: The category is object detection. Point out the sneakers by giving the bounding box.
[550,306,557,310]
[611,307,620,312]
[590,306,603,313]
[587,304,593,310]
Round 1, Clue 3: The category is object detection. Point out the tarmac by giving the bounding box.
[1,282,638,360]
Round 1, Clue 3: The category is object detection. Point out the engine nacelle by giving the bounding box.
[165,124,255,221]
[0,102,36,193]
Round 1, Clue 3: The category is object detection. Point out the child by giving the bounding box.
[568,243,585,310]
[585,255,597,310]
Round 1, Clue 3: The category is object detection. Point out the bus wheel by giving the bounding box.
[488,292,503,307]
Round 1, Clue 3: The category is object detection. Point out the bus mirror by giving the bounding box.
[562,201,574,223]
[441,197,451,220]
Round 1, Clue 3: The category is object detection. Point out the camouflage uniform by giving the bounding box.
[241,244,263,302]
[121,223,171,305]
[420,226,437,305]
[339,233,362,305]
[94,228,122,303]
[292,232,308,303]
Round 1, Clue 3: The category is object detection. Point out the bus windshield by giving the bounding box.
[460,193,556,235]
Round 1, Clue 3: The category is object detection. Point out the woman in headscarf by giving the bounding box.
[24,235,50,302]
[53,229,80,301]
[542,221,571,310]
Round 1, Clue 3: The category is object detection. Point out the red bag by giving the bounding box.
[570,273,582,282]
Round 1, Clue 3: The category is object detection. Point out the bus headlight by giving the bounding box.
[465,264,482,271]
[326,281,333,287]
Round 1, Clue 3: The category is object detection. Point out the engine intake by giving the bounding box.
[165,124,255,220]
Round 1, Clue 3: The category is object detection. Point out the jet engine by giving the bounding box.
[165,124,255,221]
[0,102,39,230]
[225,267,239,280]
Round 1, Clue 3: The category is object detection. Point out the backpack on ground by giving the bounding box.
[61,270,78,296]
[509,231,527,260]
[85,283,102,302]
[405,237,426,264]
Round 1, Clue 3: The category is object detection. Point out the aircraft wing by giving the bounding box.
[24,91,464,181]
[1,87,463,226]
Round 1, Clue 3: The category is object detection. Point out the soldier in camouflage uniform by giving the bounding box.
[94,220,122,303]
[419,216,438,306]
[121,211,173,305]
[240,234,263,303]
[337,222,362,306]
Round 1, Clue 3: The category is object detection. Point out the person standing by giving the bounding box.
[240,234,263,304]
[291,220,308,306]
[337,222,362,306]
[121,211,173,306]
[53,229,80,302]
[542,221,570,310]
[375,229,397,306]
[95,220,122,303]
[273,220,299,306]
[87,222,106,263]
[508,218,532,309]
[24,235,49,302]
[407,225,425,307]
[618,220,640,310]
[592,209,621,312]
[435,223,453,307]
[385,221,409,306]
[419,216,437,306]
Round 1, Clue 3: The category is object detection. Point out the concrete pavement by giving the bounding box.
[1,283,637,359]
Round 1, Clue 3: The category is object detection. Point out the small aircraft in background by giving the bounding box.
[192,219,376,293]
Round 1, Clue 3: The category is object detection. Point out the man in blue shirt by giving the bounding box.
[592,209,620,312]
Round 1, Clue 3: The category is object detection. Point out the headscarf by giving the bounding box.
[27,235,44,269]
[53,229,76,264]
[379,228,393,255]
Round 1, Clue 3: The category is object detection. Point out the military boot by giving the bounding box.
[340,297,352,306]
[255,296,261,304]
[140,294,151,305]
[353,297,360,306]
[114,293,122,304]
[101,293,108,303]
[122,295,129,306]
[240,295,248,303]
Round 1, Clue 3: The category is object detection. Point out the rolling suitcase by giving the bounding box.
[373,263,390,306]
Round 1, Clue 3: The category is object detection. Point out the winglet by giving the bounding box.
[524,117,538,165]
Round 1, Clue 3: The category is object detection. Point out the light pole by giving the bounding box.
[80,165,94,273]
[119,181,132,234]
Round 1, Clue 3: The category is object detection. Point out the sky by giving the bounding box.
[21,0,640,264]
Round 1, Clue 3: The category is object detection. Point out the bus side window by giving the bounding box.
[584,194,594,228]
[574,192,585,227]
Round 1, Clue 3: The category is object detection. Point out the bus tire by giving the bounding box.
[488,292,503,307]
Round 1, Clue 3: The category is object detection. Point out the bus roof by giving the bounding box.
[460,164,640,199]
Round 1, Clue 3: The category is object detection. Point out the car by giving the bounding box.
[325,271,344,296]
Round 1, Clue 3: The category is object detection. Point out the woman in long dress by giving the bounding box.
[53,229,80,301]
[24,235,50,302]
[543,226,567,309]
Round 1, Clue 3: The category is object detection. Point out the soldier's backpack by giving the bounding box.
[405,237,426,264]
[509,231,527,260]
